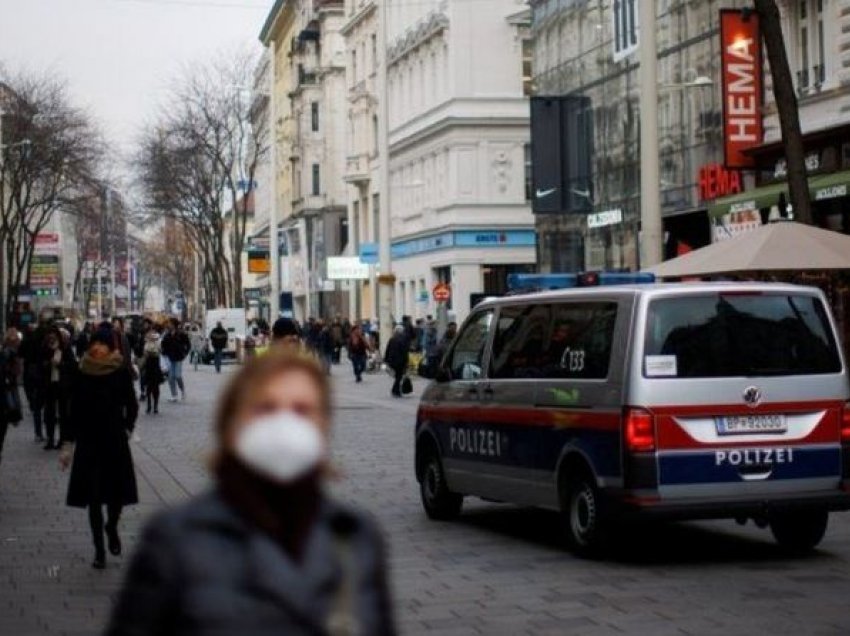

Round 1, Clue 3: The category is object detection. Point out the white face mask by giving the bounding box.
[234,410,326,483]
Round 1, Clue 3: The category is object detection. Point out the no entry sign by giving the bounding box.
[432,283,451,302]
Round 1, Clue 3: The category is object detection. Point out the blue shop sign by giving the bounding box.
[359,242,380,264]
[392,229,535,259]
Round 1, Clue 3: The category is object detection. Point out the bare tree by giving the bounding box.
[0,71,102,327]
[136,51,268,310]
[754,0,812,224]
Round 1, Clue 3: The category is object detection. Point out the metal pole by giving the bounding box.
[377,0,394,350]
[638,0,663,268]
[268,41,281,319]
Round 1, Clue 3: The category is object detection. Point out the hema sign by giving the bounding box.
[720,9,763,169]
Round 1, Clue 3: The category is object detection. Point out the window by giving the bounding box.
[490,303,617,380]
[644,294,841,378]
[371,34,377,72]
[796,0,826,90]
[372,114,378,155]
[311,101,319,132]
[351,50,358,84]
[522,38,533,96]
[612,0,638,62]
[311,163,320,196]
[524,143,532,201]
[372,193,380,242]
[446,310,493,381]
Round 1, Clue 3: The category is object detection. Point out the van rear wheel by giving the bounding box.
[562,473,607,557]
[769,509,828,553]
[420,452,463,520]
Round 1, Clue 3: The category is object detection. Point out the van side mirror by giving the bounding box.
[434,366,451,383]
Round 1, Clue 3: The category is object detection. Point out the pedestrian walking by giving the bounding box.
[106,348,395,635]
[74,322,93,360]
[317,321,334,375]
[271,317,301,348]
[59,326,139,570]
[384,325,410,398]
[348,324,369,383]
[41,328,76,450]
[20,322,47,442]
[330,316,343,364]
[0,328,23,469]
[190,327,205,371]
[161,318,190,402]
[135,319,153,401]
[209,321,228,373]
[141,332,164,414]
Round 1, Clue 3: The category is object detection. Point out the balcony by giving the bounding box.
[344,153,371,185]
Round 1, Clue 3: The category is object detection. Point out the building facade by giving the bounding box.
[531,0,850,272]
[530,0,759,272]
[261,0,351,321]
[385,0,536,322]
[341,0,381,322]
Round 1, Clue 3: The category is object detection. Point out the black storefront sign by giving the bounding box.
[530,95,594,214]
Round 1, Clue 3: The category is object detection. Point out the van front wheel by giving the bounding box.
[420,452,463,520]
[562,474,607,557]
[769,509,828,553]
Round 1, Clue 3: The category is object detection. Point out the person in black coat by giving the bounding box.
[384,326,409,397]
[41,328,77,450]
[60,327,139,570]
[106,349,395,635]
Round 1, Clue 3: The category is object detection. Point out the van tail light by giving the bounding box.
[841,403,850,443]
[625,408,656,453]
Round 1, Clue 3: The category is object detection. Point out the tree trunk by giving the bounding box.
[754,0,812,225]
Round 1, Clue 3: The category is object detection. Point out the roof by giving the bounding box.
[259,0,288,45]
[474,281,820,311]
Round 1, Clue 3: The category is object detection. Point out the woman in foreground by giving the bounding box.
[106,349,395,636]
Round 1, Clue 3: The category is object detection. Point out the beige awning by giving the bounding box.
[646,221,850,278]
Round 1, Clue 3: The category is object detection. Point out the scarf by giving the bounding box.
[216,454,322,562]
[79,347,124,376]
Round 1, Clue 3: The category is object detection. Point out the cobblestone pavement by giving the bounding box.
[2,362,850,635]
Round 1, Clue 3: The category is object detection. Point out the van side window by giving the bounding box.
[490,302,617,379]
[446,310,493,380]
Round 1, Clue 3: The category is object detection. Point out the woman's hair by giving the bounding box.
[211,349,331,470]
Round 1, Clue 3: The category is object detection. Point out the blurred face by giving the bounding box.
[46,334,58,349]
[227,368,329,451]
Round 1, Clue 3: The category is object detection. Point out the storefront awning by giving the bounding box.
[707,182,787,219]
[809,169,850,202]
[708,169,850,219]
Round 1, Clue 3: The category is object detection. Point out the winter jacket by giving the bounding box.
[161,331,191,363]
[65,352,139,508]
[384,334,409,374]
[105,491,396,636]
[209,327,228,352]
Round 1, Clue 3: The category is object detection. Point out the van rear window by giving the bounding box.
[644,294,841,378]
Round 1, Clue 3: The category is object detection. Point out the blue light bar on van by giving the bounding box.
[506,272,655,292]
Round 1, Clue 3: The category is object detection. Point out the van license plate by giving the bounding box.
[715,415,787,436]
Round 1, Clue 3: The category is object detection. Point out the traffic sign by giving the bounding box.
[432,282,451,302]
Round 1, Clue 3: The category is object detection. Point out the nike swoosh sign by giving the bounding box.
[536,188,556,198]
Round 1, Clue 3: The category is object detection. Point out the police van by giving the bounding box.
[414,274,850,555]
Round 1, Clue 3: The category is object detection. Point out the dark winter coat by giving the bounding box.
[161,330,191,363]
[142,353,165,386]
[65,353,139,508]
[41,345,77,392]
[105,491,395,636]
[209,326,228,352]
[384,334,409,374]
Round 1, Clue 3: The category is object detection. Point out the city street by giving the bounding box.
[2,364,850,636]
